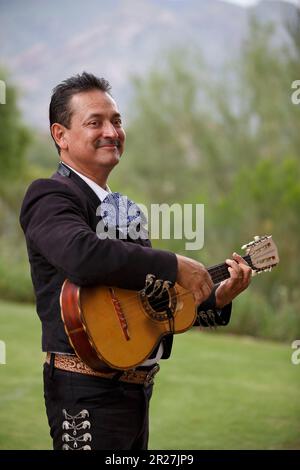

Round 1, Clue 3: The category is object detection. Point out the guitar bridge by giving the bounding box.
[109,287,130,341]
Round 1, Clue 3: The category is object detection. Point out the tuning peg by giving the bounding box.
[242,235,269,250]
[241,240,255,250]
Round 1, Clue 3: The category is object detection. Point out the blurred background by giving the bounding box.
[0,0,299,450]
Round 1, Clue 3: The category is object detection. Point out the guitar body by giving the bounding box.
[60,279,196,371]
[60,235,279,371]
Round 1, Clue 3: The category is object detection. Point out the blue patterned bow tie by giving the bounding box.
[97,192,148,239]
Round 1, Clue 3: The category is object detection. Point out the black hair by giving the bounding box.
[49,72,112,153]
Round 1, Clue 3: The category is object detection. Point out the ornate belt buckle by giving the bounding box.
[144,364,160,387]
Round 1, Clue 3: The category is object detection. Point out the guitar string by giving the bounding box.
[101,264,231,308]
[99,267,232,314]
[93,255,253,313]
[114,280,227,329]
[118,290,194,324]
[106,277,220,315]
[105,259,256,314]
[108,269,230,308]
[114,254,252,308]
[113,273,229,326]
[99,254,251,308]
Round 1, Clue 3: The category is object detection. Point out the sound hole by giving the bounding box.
[147,290,170,312]
[140,286,177,322]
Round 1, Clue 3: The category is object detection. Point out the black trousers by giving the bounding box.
[43,362,153,450]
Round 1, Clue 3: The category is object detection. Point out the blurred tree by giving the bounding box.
[120,11,300,337]
[0,67,33,301]
[210,15,300,300]
[0,67,31,212]
[116,47,214,204]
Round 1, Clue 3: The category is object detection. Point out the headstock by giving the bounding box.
[241,235,279,275]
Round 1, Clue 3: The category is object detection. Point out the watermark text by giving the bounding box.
[96,199,204,250]
[0,340,6,364]
[291,340,300,365]
[0,80,6,104]
[291,80,300,105]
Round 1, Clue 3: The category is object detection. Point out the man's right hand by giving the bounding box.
[176,254,213,306]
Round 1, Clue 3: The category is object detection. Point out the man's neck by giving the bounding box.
[60,159,109,189]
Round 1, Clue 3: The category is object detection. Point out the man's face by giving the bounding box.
[62,89,126,173]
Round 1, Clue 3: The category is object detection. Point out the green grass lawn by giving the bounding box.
[0,300,299,450]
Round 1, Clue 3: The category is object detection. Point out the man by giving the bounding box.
[20,72,251,450]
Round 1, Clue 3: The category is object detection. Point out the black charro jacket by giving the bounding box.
[20,163,231,359]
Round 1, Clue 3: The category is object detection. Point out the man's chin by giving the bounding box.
[95,152,121,167]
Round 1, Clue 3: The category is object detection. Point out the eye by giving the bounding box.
[89,120,99,127]
[114,118,122,127]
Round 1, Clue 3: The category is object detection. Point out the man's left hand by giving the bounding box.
[215,253,252,309]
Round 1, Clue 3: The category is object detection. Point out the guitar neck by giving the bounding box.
[208,254,252,284]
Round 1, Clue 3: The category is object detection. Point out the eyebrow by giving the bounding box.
[85,112,122,121]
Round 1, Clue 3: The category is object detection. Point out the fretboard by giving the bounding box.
[208,255,252,284]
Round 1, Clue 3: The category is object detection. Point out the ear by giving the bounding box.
[51,123,68,151]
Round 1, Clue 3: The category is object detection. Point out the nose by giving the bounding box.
[102,120,119,138]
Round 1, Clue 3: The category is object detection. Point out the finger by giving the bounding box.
[228,265,252,295]
[235,255,252,280]
[232,253,252,284]
[226,259,243,278]
[227,264,244,283]
[226,258,239,269]
[240,264,252,285]
[227,266,239,280]
[232,252,250,266]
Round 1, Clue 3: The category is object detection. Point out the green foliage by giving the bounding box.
[226,288,300,342]
[0,69,58,302]
[116,48,212,203]
[25,131,58,171]
[0,68,31,183]
[0,69,32,304]
[0,251,34,303]
[119,16,300,248]
[219,157,300,293]
[115,16,300,340]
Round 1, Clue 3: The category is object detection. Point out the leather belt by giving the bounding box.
[45,353,160,387]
